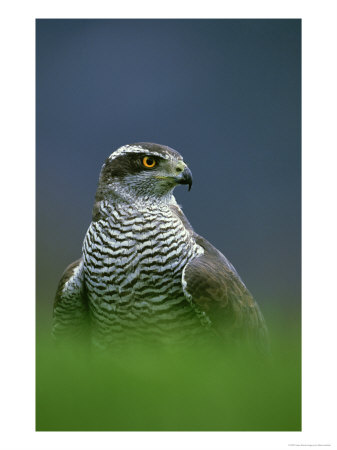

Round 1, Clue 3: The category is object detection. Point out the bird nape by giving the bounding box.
[52,142,269,355]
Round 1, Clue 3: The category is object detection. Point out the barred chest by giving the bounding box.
[82,200,203,344]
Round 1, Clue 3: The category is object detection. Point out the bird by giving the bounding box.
[52,142,269,353]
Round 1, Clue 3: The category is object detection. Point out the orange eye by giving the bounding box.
[142,156,156,168]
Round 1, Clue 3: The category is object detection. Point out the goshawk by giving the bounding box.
[52,142,268,352]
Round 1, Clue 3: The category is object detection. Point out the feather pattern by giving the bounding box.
[82,199,205,349]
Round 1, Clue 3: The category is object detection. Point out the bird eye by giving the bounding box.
[142,156,156,168]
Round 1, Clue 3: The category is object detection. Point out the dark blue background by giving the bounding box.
[36,19,301,321]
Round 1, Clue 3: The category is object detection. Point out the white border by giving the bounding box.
[1,1,337,449]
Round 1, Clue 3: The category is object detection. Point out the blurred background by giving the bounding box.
[36,19,301,327]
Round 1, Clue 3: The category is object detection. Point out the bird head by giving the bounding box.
[95,142,192,203]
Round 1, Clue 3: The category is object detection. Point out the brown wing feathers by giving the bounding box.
[183,238,269,352]
[52,258,89,341]
[170,204,269,352]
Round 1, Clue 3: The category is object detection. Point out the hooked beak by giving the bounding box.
[176,166,193,191]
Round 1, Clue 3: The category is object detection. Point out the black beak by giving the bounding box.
[177,167,193,191]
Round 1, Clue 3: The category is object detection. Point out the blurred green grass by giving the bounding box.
[36,317,301,431]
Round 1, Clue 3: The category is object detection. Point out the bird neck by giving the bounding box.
[92,187,180,222]
[96,182,176,207]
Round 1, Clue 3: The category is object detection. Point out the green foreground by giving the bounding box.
[36,320,301,431]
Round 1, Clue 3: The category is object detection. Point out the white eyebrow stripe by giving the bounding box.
[108,145,171,161]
